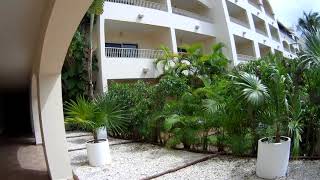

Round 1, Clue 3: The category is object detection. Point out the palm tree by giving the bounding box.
[233,72,269,152]
[64,96,129,141]
[298,11,320,35]
[87,0,105,99]
[299,31,320,69]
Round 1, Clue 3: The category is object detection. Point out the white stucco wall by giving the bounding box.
[103,58,162,79]
[97,0,299,91]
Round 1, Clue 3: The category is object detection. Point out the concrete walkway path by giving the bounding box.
[0,137,49,180]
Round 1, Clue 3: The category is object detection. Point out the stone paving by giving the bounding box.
[67,132,320,180]
[0,137,49,180]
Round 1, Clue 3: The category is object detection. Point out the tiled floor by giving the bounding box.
[0,137,49,180]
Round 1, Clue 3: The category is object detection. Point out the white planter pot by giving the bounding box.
[86,139,112,167]
[256,136,291,179]
[96,127,108,140]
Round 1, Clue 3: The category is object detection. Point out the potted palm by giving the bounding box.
[65,96,128,167]
[234,70,291,179]
[255,68,291,179]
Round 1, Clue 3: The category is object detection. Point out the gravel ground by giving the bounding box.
[66,132,132,151]
[68,134,320,180]
[69,143,207,180]
[66,131,92,138]
[157,156,320,180]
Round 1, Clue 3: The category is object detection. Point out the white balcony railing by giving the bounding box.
[237,54,256,61]
[255,28,268,36]
[172,7,213,23]
[105,47,164,59]
[230,17,250,29]
[105,0,167,11]
[248,0,262,10]
[271,36,280,42]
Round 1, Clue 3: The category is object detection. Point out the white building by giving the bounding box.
[96,0,300,92]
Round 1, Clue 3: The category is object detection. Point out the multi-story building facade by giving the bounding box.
[95,0,300,92]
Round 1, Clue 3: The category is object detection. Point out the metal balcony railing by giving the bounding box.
[237,54,256,61]
[105,0,167,11]
[172,7,213,23]
[105,47,164,59]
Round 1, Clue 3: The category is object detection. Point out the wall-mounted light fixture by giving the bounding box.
[195,25,200,30]
[142,68,149,74]
[138,14,144,19]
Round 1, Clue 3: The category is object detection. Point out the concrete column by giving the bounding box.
[32,0,92,179]
[31,75,42,145]
[254,41,261,58]
[170,28,178,53]
[166,0,173,13]
[38,74,72,180]
[247,12,255,31]
[96,15,108,93]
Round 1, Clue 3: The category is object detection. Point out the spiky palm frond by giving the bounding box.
[88,0,105,15]
[95,95,130,135]
[298,11,320,35]
[64,96,103,131]
[234,72,269,107]
[300,31,320,69]
[64,95,129,138]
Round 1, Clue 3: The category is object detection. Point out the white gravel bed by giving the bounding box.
[66,131,92,138]
[67,136,132,151]
[156,156,320,180]
[70,143,207,180]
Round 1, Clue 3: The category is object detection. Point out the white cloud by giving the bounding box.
[269,0,320,29]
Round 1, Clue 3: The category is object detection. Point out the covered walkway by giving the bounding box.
[0,137,49,180]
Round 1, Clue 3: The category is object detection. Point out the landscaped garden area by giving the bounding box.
[63,7,320,179]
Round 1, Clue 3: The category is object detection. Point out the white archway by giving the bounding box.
[31,0,92,179]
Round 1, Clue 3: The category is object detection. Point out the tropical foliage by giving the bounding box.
[64,95,129,141]
[64,11,320,158]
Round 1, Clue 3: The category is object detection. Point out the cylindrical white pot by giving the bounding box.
[86,139,112,167]
[96,127,108,140]
[256,136,291,179]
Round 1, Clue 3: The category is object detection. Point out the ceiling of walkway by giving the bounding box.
[0,0,48,89]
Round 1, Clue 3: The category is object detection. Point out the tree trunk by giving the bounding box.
[93,130,98,143]
[88,13,95,100]
[275,123,281,143]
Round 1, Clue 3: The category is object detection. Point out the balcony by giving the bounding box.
[230,17,250,29]
[172,7,213,23]
[248,0,262,10]
[234,35,256,62]
[269,24,280,42]
[171,0,213,23]
[252,14,268,37]
[237,54,256,61]
[226,1,250,28]
[105,0,167,11]
[105,47,164,59]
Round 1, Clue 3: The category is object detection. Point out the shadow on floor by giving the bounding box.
[0,136,50,180]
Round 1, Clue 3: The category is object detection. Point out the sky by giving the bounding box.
[269,0,320,30]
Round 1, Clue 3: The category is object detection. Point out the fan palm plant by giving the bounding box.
[232,72,269,153]
[64,96,128,142]
[298,11,320,35]
[300,31,320,69]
